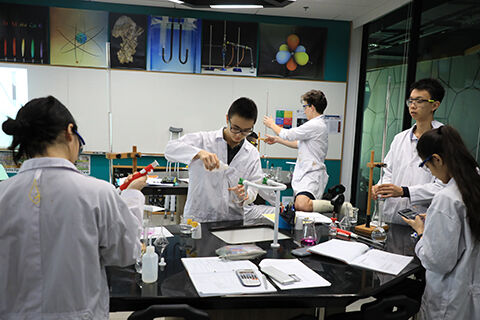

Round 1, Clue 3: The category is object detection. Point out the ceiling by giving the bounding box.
[94,0,411,28]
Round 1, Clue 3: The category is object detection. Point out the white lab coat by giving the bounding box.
[0,157,144,320]
[279,115,328,199]
[415,178,480,320]
[164,128,264,222]
[377,121,445,224]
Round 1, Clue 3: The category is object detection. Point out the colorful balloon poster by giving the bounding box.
[0,3,49,64]
[50,7,108,68]
[148,16,202,73]
[258,23,327,80]
[201,20,258,76]
[109,12,147,70]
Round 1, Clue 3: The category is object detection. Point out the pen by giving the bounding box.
[262,274,268,289]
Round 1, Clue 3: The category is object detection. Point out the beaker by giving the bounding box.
[371,199,387,242]
[301,218,317,246]
[350,207,359,225]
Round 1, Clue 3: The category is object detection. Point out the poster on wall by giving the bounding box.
[258,23,327,80]
[275,110,293,129]
[275,108,309,129]
[0,3,49,64]
[148,16,201,73]
[50,7,108,68]
[109,12,147,69]
[201,20,258,76]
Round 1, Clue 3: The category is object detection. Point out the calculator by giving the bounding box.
[235,269,261,287]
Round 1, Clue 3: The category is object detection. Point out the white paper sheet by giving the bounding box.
[182,257,277,297]
[259,259,331,290]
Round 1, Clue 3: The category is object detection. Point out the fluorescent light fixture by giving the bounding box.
[168,0,184,4]
[210,4,263,9]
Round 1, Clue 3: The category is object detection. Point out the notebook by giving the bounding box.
[182,257,277,297]
[308,239,414,275]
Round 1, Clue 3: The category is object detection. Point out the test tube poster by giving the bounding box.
[0,3,49,64]
[275,110,293,129]
[258,23,327,80]
[109,13,147,70]
[148,16,202,73]
[50,7,108,68]
[201,19,258,76]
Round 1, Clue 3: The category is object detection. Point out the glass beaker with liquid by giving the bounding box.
[301,218,317,246]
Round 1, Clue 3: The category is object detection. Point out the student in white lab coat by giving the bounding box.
[263,90,328,212]
[0,96,146,320]
[402,125,480,320]
[164,97,264,222]
[372,78,445,224]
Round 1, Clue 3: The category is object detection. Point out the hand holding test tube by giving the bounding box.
[119,160,159,190]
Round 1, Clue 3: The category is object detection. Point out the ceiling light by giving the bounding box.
[210,4,263,9]
[178,1,293,8]
[168,0,184,3]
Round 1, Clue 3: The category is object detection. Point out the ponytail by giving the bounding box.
[417,125,480,240]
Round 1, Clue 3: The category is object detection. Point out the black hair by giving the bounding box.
[417,125,480,241]
[227,97,258,123]
[410,78,445,102]
[301,90,327,114]
[2,96,77,164]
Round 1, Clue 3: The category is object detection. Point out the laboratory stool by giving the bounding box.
[127,304,210,320]
[324,295,419,320]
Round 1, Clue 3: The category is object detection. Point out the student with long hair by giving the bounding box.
[403,125,480,319]
[0,96,146,319]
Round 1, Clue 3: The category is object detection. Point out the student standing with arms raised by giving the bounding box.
[263,90,328,212]
[0,96,146,319]
[165,97,264,223]
[372,78,446,224]
[403,125,480,319]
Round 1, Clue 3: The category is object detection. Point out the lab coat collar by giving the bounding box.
[409,120,443,141]
[18,157,80,174]
[217,127,248,151]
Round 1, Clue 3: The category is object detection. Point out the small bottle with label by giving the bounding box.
[328,218,338,237]
[142,246,158,283]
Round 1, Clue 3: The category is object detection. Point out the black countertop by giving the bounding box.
[108,219,421,311]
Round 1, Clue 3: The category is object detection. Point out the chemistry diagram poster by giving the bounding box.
[0,3,49,64]
[201,19,258,76]
[148,16,201,73]
[109,12,147,70]
[50,7,108,68]
[258,23,327,80]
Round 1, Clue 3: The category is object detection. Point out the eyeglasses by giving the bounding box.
[72,128,85,154]
[406,98,435,107]
[302,104,311,109]
[229,122,254,136]
[418,154,432,168]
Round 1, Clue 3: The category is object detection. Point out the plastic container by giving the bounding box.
[142,246,158,283]
[191,221,202,239]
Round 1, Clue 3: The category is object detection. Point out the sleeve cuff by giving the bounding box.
[401,186,410,198]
